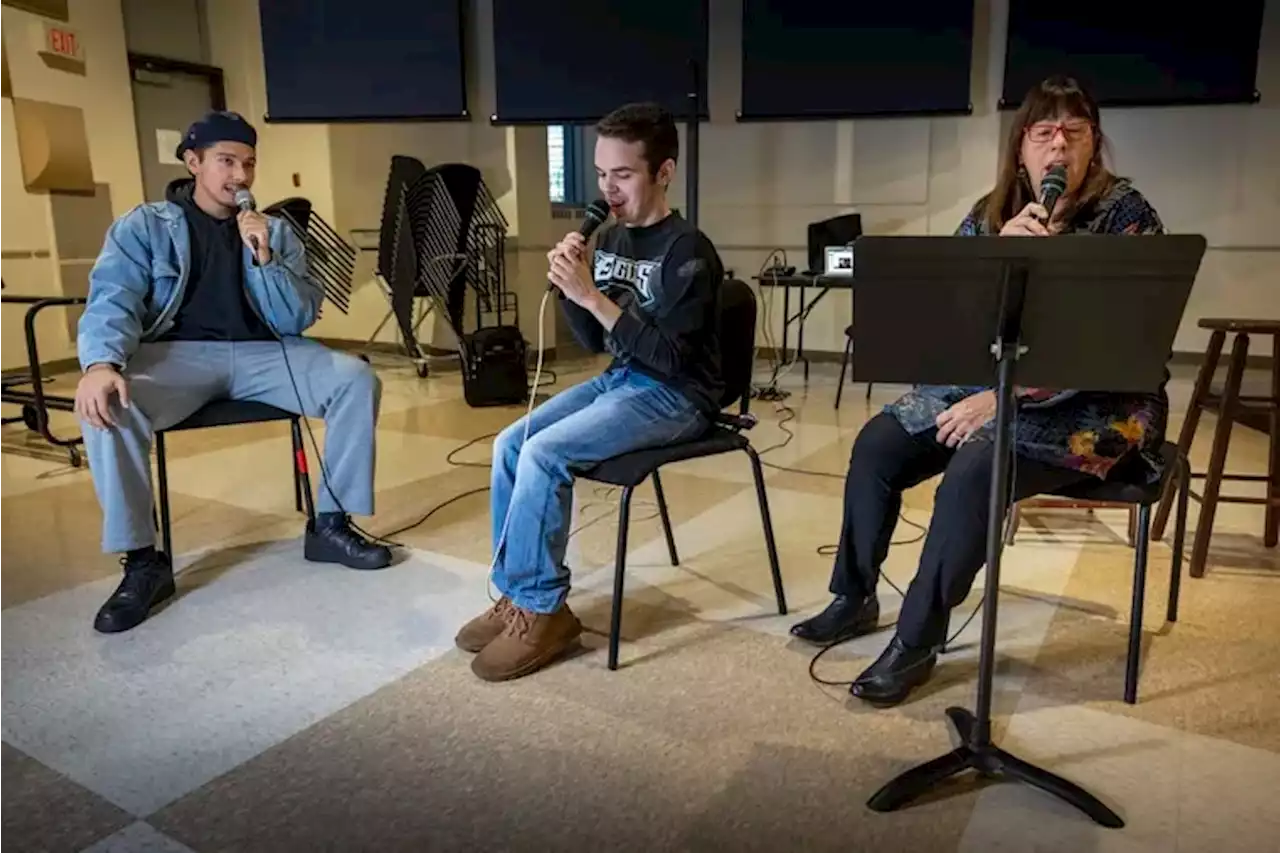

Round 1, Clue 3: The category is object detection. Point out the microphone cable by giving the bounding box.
[804,419,1023,691]
[276,336,389,547]
[372,288,663,607]
[274,246,555,554]
[375,288,555,548]
[229,192,367,538]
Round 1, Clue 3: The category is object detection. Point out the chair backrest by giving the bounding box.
[376,155,426,285]
[263,196,313,230]
[263,196,355,315]
[717,277,757,411]
[375,156,430,346]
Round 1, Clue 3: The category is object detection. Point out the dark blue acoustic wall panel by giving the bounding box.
[1002,2,1265,108]
[491,0,708,124]
[259,0,467,122]
[739,0,975,121]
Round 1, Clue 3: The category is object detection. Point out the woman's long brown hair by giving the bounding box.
[982,75,1116,233]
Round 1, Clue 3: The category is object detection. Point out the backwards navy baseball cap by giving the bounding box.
[175,110,257,158]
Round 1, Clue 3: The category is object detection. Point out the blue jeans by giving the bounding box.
[81,340,380,553]
[490,365,708,613]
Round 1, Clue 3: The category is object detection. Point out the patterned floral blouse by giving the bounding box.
[883,177,1169,482]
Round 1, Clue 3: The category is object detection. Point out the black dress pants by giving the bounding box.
[830,412,1092,648]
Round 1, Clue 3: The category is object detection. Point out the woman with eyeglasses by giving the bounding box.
[790,75,1169,707]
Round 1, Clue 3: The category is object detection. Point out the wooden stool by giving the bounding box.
[1152,318,1280,577]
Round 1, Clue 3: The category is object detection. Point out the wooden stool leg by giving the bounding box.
[1153,330,1225,540]
[1189,333,1250,578]
[1267,334,1279,548]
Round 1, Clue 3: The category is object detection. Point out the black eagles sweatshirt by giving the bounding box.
[559,212,725,414]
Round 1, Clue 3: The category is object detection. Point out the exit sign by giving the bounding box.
[43,23,82,61]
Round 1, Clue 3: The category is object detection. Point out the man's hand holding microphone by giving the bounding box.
[234,188,271,265]
[546,199,611,309]
[545,232,596,308]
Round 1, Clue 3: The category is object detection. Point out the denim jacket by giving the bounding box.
[77,198,322,370]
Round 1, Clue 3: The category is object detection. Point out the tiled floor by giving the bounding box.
[3,353,1278,852]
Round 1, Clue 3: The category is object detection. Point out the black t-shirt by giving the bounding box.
[159,186,275,342]
[560,212,724,413]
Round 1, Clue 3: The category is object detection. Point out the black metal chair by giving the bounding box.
[1011,442,1191,704]
[154,400,315,559]
[835,324,872,409]
[576,278,787,671]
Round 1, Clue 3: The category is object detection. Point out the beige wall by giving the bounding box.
[1,0,144,370]
[120,0,206,64]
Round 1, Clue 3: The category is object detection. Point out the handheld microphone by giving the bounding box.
[547,199,611,293]
[233,187,260,253]
[1037,165,1068,224]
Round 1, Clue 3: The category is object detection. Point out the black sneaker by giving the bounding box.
[94,551,176,634]
[304,516,392,570]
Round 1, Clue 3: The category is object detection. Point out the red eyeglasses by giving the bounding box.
[1025,121,1093,143]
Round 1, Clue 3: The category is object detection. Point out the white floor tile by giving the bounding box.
[2,547,493,816]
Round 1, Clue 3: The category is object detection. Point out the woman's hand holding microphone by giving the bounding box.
[999,202,1052,237]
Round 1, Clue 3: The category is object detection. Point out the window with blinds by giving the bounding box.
[547,125,566,203]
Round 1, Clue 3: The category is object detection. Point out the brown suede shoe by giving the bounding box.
[455,597,514,653]
[471,603,583,682]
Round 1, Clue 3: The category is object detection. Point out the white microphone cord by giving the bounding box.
[485,287,554,600]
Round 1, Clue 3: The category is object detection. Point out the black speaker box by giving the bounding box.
[460,325,529,407]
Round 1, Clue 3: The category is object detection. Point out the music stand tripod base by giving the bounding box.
[864,343,1124,829]
[866,706,1123,828]
[847,232,1205,831]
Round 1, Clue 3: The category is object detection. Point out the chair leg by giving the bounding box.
[291,419,316,524]
[1168,452,1191,623]
[1005,503,1021,545]
[1267,334,1279,548]
[1124,504,1151,705]
[865,382,873,401]
[1126,506,1137,548]
[156,431,174,559]
[608,485,634,672]
[293,430,303,514]
[744,445,787,615]
[835,337,852,410]
[651,470,679,566]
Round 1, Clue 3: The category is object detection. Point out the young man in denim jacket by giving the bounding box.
[74,111,391,634]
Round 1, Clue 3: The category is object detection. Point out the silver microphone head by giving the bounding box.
[233,187,256,212]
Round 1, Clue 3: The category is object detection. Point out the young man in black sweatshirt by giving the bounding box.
[457,103,725,681]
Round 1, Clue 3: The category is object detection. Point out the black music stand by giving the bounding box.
[849,233,1206,827]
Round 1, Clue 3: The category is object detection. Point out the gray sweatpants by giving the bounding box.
[81,338,381,553]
